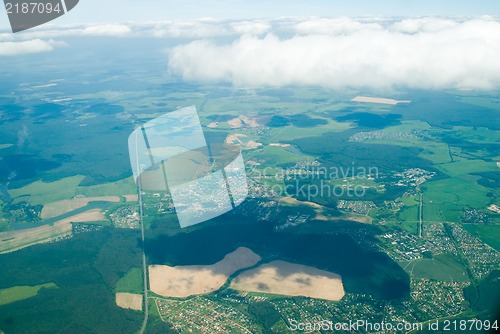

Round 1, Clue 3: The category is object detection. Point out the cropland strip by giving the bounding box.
[352,96,411,105]
[231,260,345,301]
[41,196,121,219]
[0,209,106,254]
[116,293,143,311]
[280,197,372,223]
[149,247,261,298]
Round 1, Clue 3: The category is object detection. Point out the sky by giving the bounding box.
[1,0,500,29]
[1,1,500,91]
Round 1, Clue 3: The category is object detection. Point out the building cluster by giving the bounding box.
[72,222,103,234]
[337,200,376,215]
[392,168,436,187]
[450,223,500,280]
[380,230,436,262]
[109,205,140,229]
[349,130,422,142]
[155,296,257,333]
[461,208,492,224]
[411,279,469,318]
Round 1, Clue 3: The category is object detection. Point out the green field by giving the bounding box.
[423,202,446,221]
[351,121,498,225]
[401,253,469,282]
[436,160,497,178]
[419,143,454,164]
[116,267,143,294]
[401,195,419,206]
[0,283,58,305]
[9,175,86,205]
[462,224,500,252]
[268,120,352,141]
[396,220,419,235]
[398,206,419,221]
[77,176,136,197]
[422,178,492,221]
[353,121,452,164]
[250,145,313,166]
[8,175,137,207]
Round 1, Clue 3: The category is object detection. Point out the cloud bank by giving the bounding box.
[82,24,132,36]
[0,39,56,56]
[168,17,500,90]
[3,16,499,90]
[150,19,271,38]
[5,19,271,40]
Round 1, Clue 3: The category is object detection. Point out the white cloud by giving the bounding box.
[5,19,270,40]
[82,24,132,36]
[168,17,500,90]
[150,20,229,38]
[0,33,14,42]
[390,17,459,34]
[230,20,271,35]
[0,39,54,56]
[13,27,82,40]
[9,23,134,40]
[150,19,271,38]
[293,17,383,35]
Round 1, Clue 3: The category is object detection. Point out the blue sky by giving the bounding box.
[1,0,500,30]
[1,1,500,92]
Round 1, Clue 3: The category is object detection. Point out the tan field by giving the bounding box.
[70,209,107,221]
[281,196,324,209]
[225,133,263,150]
[231,260,345,301]
[226,133,246,145]
[228,117,243,128]
[246,140,263,149]
[123,194,138,202]
[149,247,261,298]
[116,293,142,311]
[352,96,411,105]
[341,212,372,224]
[207,122,219,128]
[41,196,121,219]
[0,209,106,254]
[228,115,261,129]
[280,196,332,221]
[280,197,372,223]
